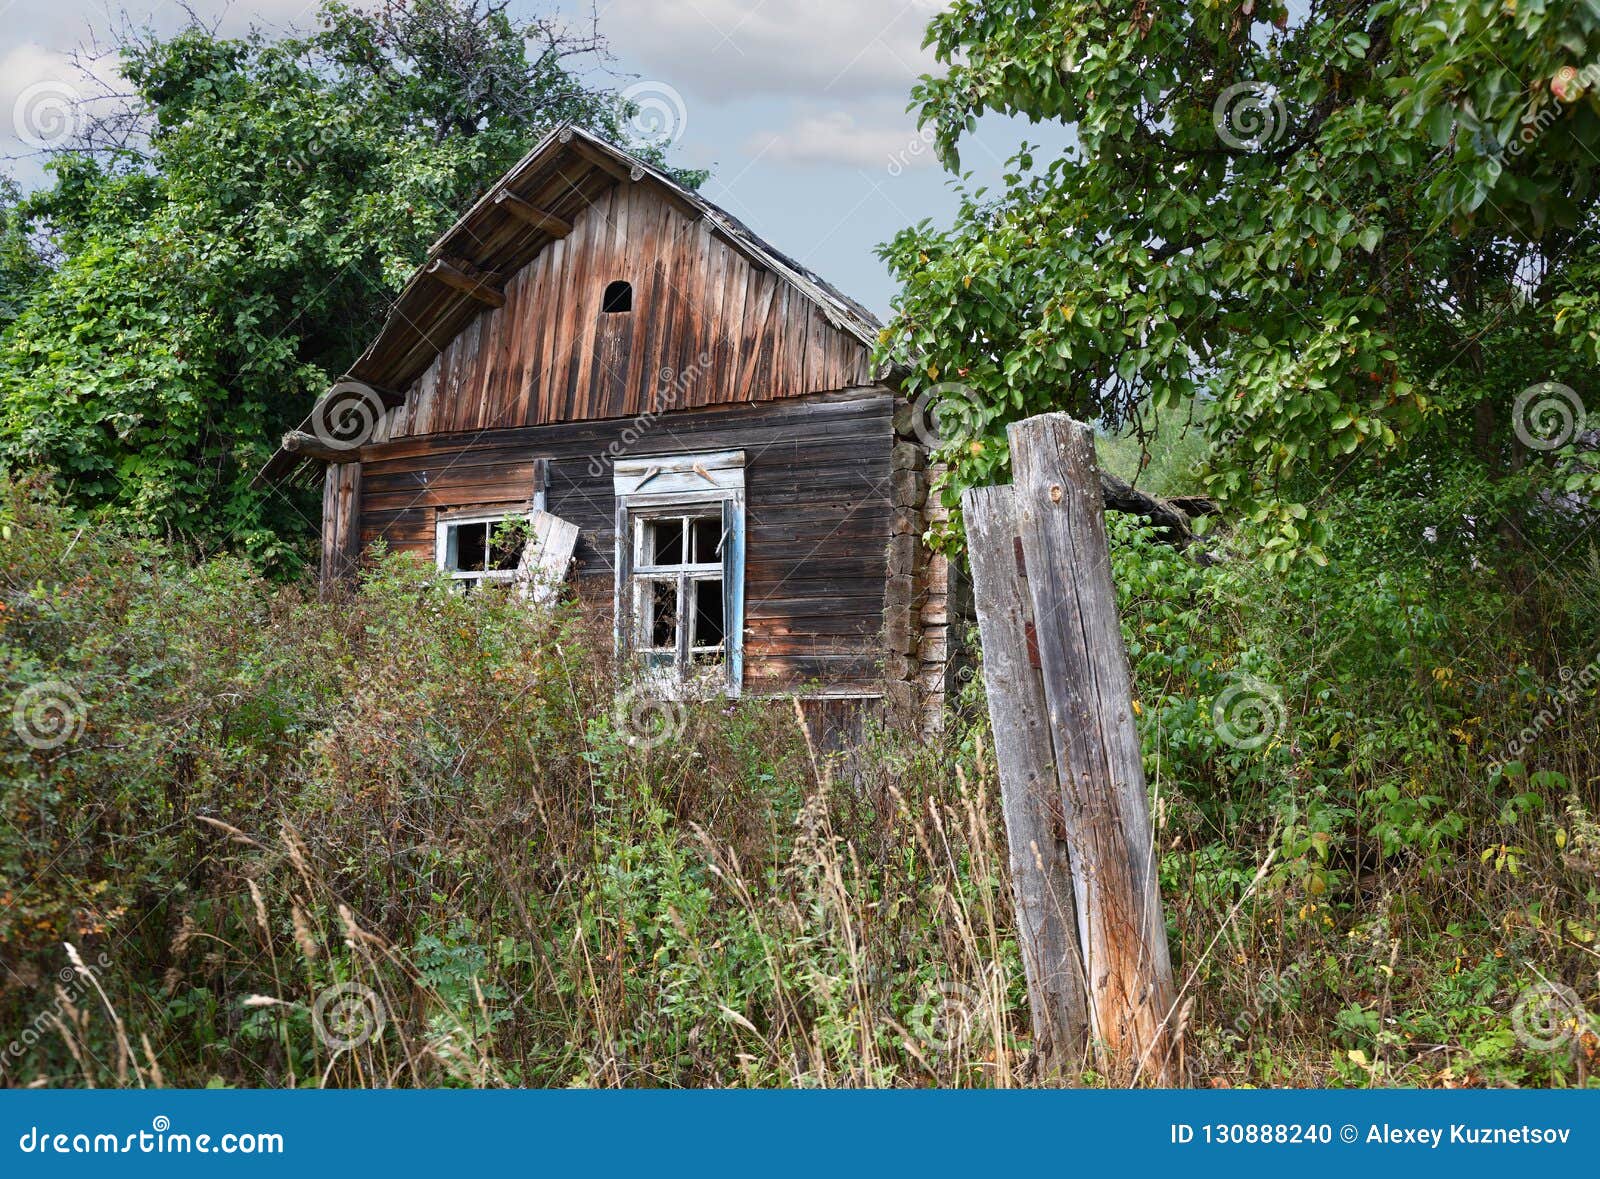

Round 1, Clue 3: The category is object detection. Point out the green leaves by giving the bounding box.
[1,2,656,573]
[881,0,1600,565]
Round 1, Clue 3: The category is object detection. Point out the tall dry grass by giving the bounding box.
[5,475,1599,1089]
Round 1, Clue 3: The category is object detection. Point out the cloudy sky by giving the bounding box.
[0,0,1074,316]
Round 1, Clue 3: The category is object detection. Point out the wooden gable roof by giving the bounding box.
[259,125,884,484]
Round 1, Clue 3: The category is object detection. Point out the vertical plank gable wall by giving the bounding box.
[388,181,875,438]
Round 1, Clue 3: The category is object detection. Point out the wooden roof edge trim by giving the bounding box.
[251,380,404,488]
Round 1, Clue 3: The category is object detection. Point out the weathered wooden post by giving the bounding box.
[964,412,1179,1085]
[964,484,1092,1073]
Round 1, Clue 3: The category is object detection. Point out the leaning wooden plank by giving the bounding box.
[515,509,579,607]
[963,482,1090,1075]
[1007,412,1179,1086]
[320,462,362,595]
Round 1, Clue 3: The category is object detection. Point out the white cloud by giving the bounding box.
[745,108,939,173]
[0,0,329,187]
[603,0,943,101]
[1,42,121,174]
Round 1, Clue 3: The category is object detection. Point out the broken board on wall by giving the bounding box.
[515,509,580,606]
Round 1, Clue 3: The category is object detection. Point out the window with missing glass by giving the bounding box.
[435,511,528,590]
[613,452,745,695]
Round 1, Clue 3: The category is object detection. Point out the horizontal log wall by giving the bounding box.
[357,390,895,693]
[385,180,874,440]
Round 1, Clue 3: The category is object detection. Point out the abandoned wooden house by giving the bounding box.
[258,125,962,733]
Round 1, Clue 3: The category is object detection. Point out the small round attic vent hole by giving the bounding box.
[602,280,633,313]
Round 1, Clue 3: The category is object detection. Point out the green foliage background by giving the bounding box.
[882,0,1599,567]
[0,1,699,573]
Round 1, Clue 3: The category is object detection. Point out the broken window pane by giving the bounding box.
[691,578,724,649]
[453,522,488,572]
[638,578,678,650]
[645,517,685,566]
[488,525,524,571]
[623,498,737,689]
[691,517,722,564]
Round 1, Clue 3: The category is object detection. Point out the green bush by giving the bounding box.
[0,476,1019,1088]
[3,472,1596,1088]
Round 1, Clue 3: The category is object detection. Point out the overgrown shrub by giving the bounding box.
[0,476,1020,1088]
[2,473,1597,1088]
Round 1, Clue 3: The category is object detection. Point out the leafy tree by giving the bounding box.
[0,0,694,571]
[0,178,43,330]
[881,0,1600,568]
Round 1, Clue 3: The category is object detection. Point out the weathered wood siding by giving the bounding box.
[385,181,874,440]
[358,390,894,692]
[319,462,362,594]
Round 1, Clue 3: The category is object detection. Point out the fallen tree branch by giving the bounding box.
[1098,472,1219,563]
